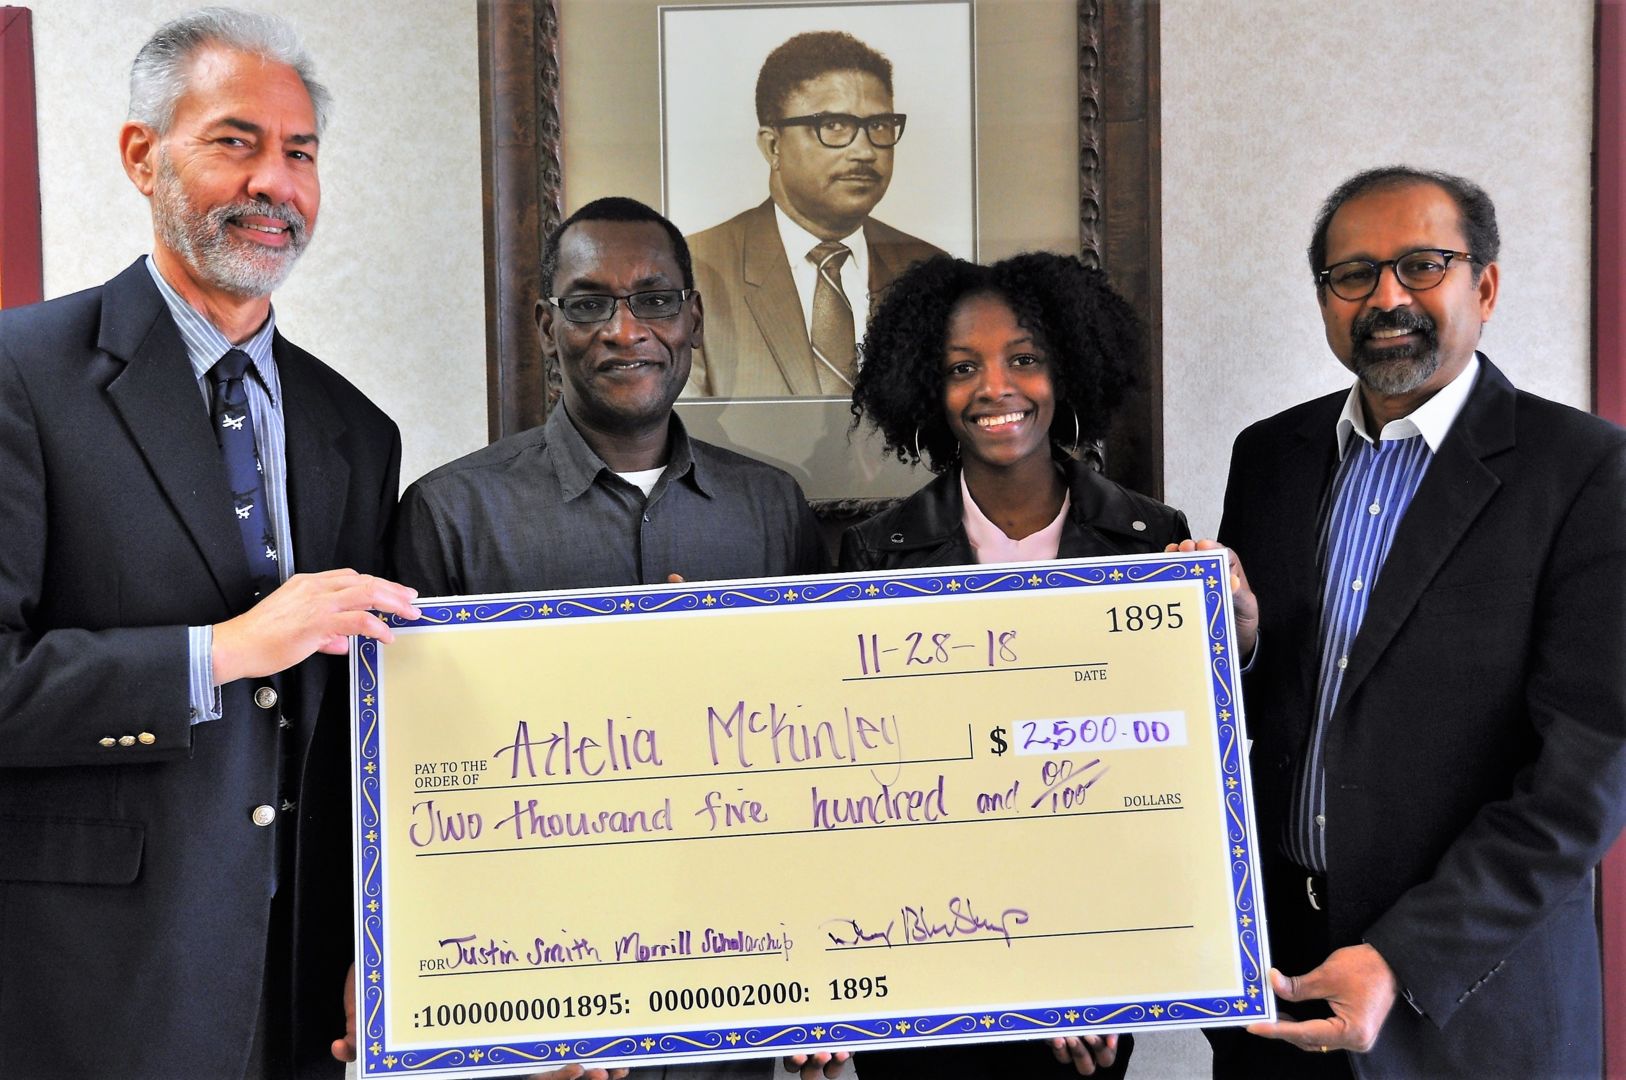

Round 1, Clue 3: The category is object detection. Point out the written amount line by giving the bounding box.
[414,803,1184,858]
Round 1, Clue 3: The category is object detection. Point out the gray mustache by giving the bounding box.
[1352,308,1433,345]
[214,200,308,240]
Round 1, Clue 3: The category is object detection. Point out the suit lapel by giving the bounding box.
[740,202,821,395]
[278,340,350,751]
[1336,360,1513,713]
[1251,400,1343,736]
[278,339,349,577]
[100,261,250,607]
[1276,401,1341,615]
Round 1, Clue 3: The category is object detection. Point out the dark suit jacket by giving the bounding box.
[686,199,944,396]
[1217,357,1626,1077]
[0,259,400,1079]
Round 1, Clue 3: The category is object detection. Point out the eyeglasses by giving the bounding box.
[776,112,907,149]
[545,289,694,324]
[1316,249,1478,302]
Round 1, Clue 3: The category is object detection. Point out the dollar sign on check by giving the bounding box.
[989,726,1008,755]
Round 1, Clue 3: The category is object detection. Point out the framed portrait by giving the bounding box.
[0,5,43,310]
[478,0,1161,503]
[661,2,976,260]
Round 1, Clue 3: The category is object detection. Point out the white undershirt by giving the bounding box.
[773,204,872,347]
[614,467,666,498]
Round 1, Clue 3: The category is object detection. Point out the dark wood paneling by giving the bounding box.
[1099,0,1160,498]
[477,0,550,439]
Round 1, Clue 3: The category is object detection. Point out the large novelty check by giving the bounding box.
[350,551,1272,1078]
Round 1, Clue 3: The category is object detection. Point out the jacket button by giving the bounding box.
[889,533,904,544]
[255,686,278,709]
[251,804,277,827]
[98,737,117,748]
[137,732,156,746]
[1131,520,1146,531]
[118,735,136,747]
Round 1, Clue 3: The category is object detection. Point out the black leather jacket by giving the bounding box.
[839,456,1191,571]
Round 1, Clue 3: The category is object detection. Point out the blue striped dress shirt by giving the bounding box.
[143,257,295,724]
[1286,356,1482,871]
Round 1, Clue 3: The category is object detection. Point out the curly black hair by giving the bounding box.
[851,252,1142,473]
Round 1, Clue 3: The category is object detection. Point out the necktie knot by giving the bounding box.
[210,348,253,385]
[809,241,852,272]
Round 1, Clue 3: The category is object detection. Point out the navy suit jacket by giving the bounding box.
[0,259,400,1079]
[1217,357,1626,1076]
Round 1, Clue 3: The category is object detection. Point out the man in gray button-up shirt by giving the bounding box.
[391,200,838,1080]
[394,197,824,597]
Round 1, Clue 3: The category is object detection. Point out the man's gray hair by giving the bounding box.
[129,7,331,136]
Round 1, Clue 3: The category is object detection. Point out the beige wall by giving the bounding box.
[30,0,487,492]
[1161,0,1595,535]
[28,1,1595,528]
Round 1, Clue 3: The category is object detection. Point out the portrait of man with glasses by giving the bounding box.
[682,29,949,397]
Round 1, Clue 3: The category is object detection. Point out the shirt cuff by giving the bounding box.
[1239,630,1260,673]
[188,624,223,724]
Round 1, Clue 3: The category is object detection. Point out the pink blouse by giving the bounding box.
[960,471,1070,563]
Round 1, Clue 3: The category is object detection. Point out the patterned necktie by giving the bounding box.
[808,240,856,393]
[208,349,279,598]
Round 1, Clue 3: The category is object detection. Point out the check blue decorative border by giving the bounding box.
[350,553,1269,1075]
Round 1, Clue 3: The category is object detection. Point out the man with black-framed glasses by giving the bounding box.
[1212,165,1626,1077]
[685,30,944,397]
[393,196,824,600]
[391,200,829,1080]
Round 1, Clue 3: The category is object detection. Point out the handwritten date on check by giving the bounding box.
[350,552,1272,1078]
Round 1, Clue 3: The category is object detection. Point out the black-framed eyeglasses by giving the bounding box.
[776,112,907,149]
[545,289,694,324]
[1315,249,1478,302]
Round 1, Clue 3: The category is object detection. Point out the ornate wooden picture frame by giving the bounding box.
[478,0,1162,499]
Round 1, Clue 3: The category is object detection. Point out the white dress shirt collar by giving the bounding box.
[1335,352,1480,459]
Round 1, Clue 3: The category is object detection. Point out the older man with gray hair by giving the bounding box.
[0,9,420,1078]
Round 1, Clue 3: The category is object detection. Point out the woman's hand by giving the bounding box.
[1049,1033,1119,1075]
[783,1050,849,1078]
